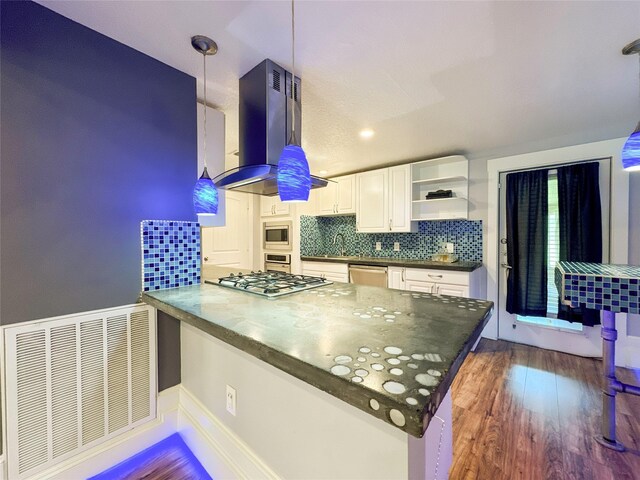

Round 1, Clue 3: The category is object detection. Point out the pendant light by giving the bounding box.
[277,0,312,202]
[192,35,219,215]
[622,38,640,172]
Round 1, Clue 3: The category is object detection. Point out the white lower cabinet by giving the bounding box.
[387,266,485,299]
[301,261,349,283]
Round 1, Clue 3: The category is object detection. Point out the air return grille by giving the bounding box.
[5,304,156,480]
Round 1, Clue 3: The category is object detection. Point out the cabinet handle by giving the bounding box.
[428,274,443,279]
[335,204,338,213]
[389,219,392,231]
[401,268,405,281]
[356,221,359,231]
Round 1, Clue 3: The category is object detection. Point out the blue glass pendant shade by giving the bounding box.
[277,144,311,202]
[193,167,218,215]
[622,122,640,171]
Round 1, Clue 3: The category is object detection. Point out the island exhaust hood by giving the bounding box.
[213,59,328,196]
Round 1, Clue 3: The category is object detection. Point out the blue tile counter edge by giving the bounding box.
[142,281,493,438]
[555,262,640,315]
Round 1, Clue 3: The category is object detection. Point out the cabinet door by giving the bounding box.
[336,175,356,214]
[273,200,290,216]
[324,272,350,283]
[389,165,414,232]
[387,267,405,290]
[435,283,469,297]
[318,181,337,215]
[356,169,389,232]
[261,196,275,217]
[405,279,435,293]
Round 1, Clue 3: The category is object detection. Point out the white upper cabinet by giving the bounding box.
[356,166,415,233]
[411,155,469,220]
[317,180,338,215]
[260,196,291,217]
[388,165,413,232]
[317,175,356,216]
[356,169,389,232]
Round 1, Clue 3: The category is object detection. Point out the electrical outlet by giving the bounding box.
[445,242,455,253]
[393,242,400,251]
[375,242,382,251]
[226,385,237,416]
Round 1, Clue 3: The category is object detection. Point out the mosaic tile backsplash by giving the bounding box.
[300,215,483,262]
[141,220,200,291]
[556,261,640,314]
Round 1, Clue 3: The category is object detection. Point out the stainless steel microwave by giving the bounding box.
[263,221,292,250]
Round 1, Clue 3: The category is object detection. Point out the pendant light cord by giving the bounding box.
[202,52,208,171]
[290,0,297,145]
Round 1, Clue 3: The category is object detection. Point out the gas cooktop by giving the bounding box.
[205,271,332,298]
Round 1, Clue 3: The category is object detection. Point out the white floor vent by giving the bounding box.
[4,304,157,479]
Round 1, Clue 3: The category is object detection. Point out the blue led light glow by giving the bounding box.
[277,144,311,202]
[88,433,211,480]
[622,123,640,171]
[193,167,218,215]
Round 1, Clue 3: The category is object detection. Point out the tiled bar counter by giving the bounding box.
[556,261,640,451]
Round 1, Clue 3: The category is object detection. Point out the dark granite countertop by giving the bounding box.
[142,282,493,437]
[301,255,483,272]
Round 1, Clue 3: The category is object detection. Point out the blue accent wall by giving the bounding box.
[1,1,197,325]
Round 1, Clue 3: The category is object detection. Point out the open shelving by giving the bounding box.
[411,155,469,220]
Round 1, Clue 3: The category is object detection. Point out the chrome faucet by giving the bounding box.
[333,233,346,256]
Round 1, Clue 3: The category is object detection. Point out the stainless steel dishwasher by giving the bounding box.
[348,265,388,287]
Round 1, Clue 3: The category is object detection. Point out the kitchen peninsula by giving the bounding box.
[143,274,492,479]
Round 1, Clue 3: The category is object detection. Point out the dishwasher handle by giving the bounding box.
[348,265,388,274]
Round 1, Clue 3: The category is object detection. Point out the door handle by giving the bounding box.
[501,263,512,269]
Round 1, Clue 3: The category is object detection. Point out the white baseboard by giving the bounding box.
[27,386,180,480]
[177,386,280,480]
[20,384,278,480]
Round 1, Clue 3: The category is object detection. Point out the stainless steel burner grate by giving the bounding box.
[205,271,332,297]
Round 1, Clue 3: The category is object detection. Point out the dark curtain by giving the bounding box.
[557,162,602,326]
[506,169,549,316]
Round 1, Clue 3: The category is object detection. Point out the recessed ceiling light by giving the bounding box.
[359,128,375,139]
[319,170,328,176]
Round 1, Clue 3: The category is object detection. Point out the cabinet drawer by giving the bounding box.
[404,268,470,286]
[301,261,349,275]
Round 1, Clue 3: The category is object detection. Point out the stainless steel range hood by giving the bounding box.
[213,59,327,196]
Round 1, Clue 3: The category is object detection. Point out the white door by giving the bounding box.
[389,165,412,232]
[202,191,252,268]
[496,160,611,356]
[356,169,389,232]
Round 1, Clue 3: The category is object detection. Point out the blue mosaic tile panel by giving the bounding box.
[300,215,482,262]
[141,220,200,291]
[555,261,640,314]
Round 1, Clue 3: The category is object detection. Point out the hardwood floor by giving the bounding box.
[450,338,640,480]
[102,339,639,480]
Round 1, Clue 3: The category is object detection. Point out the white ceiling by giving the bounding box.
[38,1,640,176]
